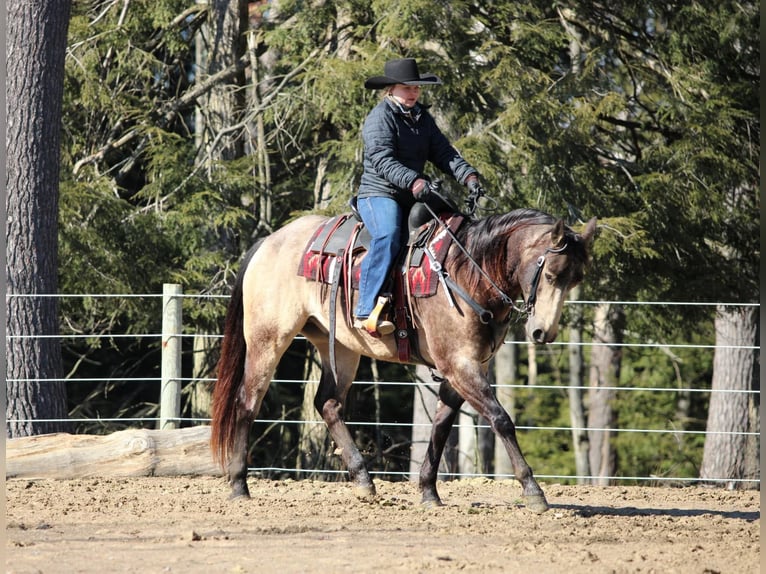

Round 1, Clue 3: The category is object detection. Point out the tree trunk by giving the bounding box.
[410,365,437,480]
[246,9,273,232]
[7,427,218,478]
[6,0,72,437]
[567,287,590,483]
[458,404,478,475]
[190,331,215,421]
[699,305,758,487]
[193,0,249,407]
[456,405,494,476]
[587,303,624,485]
[198,0,248,166]
[526,342,537,386]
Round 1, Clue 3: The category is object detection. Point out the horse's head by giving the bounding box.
[519,217,597,343]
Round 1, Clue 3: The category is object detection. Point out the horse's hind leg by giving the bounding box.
[228,344,281,499]
[310,340,375,498]
[418,381,463,507]
[228,410,255,498]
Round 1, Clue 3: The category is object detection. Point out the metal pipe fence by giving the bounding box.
[5,287,760,486]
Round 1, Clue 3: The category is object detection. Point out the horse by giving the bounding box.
[210,207,597,513]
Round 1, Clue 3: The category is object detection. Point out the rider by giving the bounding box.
[354,58,483,336]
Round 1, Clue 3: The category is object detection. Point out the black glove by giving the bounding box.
[466,174,483,195]
[411,178,431,202]
[464,174,484,216]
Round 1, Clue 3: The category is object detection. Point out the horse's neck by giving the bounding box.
[450,222,542,305]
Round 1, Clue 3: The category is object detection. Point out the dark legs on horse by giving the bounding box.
[227,412,253,498]
[312,343,376,498]
[483,401,549,513]
[227,347,272,499]
[419,377,549,513]
[418,381,463,507]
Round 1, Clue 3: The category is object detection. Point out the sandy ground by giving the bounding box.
[5,476,760,574]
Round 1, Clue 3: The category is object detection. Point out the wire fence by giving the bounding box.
[5,291,761,487]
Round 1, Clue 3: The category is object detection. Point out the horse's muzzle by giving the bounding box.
[527,317,559,344]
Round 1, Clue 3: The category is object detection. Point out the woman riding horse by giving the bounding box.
[354,58,484,336]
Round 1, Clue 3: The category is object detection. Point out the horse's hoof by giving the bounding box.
[354,483,377,501]
[420,496,444,508]
[522,494,549,514]
[229,491,251,500]
[229,482,251,500]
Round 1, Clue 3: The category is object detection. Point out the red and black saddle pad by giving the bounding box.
[297,211,465,363]
[298,212,464,298]
[297,214,366,285]
[405,213,464,297]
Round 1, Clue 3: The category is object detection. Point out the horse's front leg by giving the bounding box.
[474,389,548,513]
[319,396,376,497]
[418,381,463,506]
[444,365,549,513]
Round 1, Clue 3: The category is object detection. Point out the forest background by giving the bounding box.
[5,0,760,487]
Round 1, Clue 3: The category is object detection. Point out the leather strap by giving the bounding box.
[328,248,345,383]
[393,270,412,363]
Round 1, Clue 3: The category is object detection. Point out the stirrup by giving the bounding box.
[355,296,394,336]
[353,316,395,337]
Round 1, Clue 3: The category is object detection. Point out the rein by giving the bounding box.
[422,199,567,322]
[423,200,514,320]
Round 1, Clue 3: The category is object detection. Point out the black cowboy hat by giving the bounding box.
[364,58,443,89]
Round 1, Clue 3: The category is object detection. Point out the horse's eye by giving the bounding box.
[545,273,555,285]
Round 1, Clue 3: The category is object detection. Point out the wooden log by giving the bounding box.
[5,426,221,479]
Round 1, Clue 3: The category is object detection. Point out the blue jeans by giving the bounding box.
[354,196,405,318]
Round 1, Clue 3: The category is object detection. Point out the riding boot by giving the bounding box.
[354,295,395,336]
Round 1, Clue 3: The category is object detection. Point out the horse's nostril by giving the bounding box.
[532,329,544,343]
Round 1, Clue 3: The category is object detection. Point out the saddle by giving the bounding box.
[297,201,465,363]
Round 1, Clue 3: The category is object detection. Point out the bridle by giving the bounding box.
[422,198,569,323]
[523,244,569,316]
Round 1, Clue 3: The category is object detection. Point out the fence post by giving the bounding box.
[160,283,183,430]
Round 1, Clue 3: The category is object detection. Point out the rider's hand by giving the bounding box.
[465,174,483,195]
[411,178,431,201]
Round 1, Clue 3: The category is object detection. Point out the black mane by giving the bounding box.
[452,209,560,298]
[458,209,557,253]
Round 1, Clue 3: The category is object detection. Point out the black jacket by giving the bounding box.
[358,97,477,207]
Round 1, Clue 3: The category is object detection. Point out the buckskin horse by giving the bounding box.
[210,199,597,513]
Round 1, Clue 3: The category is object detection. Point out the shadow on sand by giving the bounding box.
[550,503,759,522]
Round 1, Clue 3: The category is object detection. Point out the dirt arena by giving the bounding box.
[5,476,760,573]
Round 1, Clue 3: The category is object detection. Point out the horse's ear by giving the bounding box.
[580,217,597,245]
[551,219,566,248]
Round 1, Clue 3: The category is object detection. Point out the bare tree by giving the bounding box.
[197,0,248,165]
[567,287,590,483]
[587,303,624,485]
[410,365,458,480]
[492,339,517,478]
[191,0,249,418]
[6,0,72,437]
[296,347,330,477]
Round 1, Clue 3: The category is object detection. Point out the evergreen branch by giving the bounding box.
[72,54,251,178]
[73,127,140,175]
[165,46,324,204]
